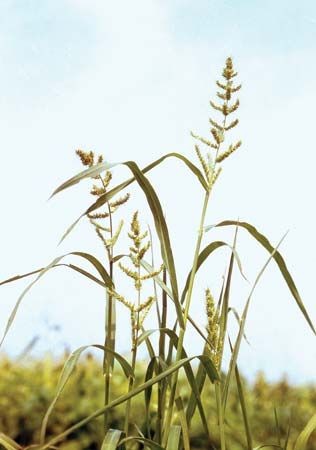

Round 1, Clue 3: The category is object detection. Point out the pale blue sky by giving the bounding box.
[1,0,316,383]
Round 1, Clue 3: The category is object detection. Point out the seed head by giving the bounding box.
[76,149,94,167]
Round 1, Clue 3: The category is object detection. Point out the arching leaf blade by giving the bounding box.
[0,433,22,450]
[40,354,219,449]
[213,220,315,334]
[40,344,133,444]
[294,411,316,450]
[57,152,207,243]
[50,161,118,198]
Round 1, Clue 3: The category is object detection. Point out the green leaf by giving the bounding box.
[70,252,113,287]
[213,220,315,334]
[294,412,316,450]
[122,160,183,328]
[40,344,133,444]
[181,240,246,305]
[41,354,219,449]
[0,433,22,450]
[50,161,118,198]
[0,253,113,349]
[234,360,253,449]
[101,429,123,450]
[119,437,164,450]
[144,356,160,436]
[56,152,207,246]
[51,152,207,201]
[0,262,107,290]
[138,327,215,442]
[222,234,287,412]
[166,425,182,450]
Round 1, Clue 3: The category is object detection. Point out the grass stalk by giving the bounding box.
[215,381,226,450]
[124,267,141,437]
[103,193,114,430]
[156,268,168,442]
[162,190,210,445]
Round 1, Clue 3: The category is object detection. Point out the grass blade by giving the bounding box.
[40,344,134,444]
[0,253,113,349]
[119,437,164,449]
[50,161,118,198]
[138,327,213,443]
[122,160,183,328]
[180,240,246,306]
[101,429,123,450]
[294,411,316,450]
[55,152,207,243]
[222,233,287,412]
[166,425,182,450]
[0,433,22,450]
[213,220,315,334]
[229,338,253,450]
[40,354,219,449]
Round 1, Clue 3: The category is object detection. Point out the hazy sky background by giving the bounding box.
[1,0,316,383]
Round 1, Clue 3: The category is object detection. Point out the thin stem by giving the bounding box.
[100,175,114,431]
[124,328,138,437]
[156,269,167,441]
[162,190,210,445]
[124,266,141,437]
[215,382,226,450]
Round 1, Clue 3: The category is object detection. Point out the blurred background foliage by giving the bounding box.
[0,352,315,450]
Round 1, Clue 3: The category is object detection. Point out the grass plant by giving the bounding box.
[0,57,315,450]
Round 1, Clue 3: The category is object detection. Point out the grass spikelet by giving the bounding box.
[87,211,109,219]
[110,193,130,210]
[209,118,224,131]
[225,118,239,131]
[210,99,224,113]
[106,219,124,248]
[195,145,210,178]
[107,288,134,311]
[90,185,106,196]
[76,149,95,167]
[216,140,242,163]
[205,288,221,369]
[191,131,217,148]
[222,56,238,80]
[95,227,108,249]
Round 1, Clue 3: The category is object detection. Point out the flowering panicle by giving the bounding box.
[205,288,222,369]
[119,211,163,290]
[75,149,130,255]
[108,211,163,348]
[191,57,242,191]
